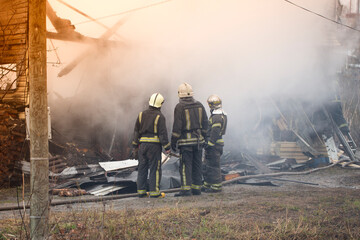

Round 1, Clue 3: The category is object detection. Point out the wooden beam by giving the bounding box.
[46,31,122,46]
[58,18,125,77]
[46,0,75,33]
[29,0,49,238]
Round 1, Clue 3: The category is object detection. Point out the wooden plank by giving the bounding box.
[0,20,27,28]
[272,151,308,156]
[2,83,27,92]
[7,13,28,22]
[0,0,28,10]
[0,20,27,27]
[0,51,27,58]
[0,55,27,62]
[0,39,27,46]
[277,149,327,155]
[1,33,27,40]
[1,38,27,46]
[1,44,26,51]
[2,95,26,102]
[0,8,28,17]
[1,49,27,56]
[278,154,311,158]
[0,0,28,5]
[0,27,27,35]
[1,34,27,40]
[8,87,27,93]
[0,21,28,27]
[275,153,305,158]
[1,87,27,95]
[0,56,26,64]
[1,32,27,39]
[278,148,303,151]
[0,15,28,24]
[16,82,28,88]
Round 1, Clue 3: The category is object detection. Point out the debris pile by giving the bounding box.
[45,155,175,196]
[0,103,27,187]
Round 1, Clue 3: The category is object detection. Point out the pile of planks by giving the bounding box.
[0,103,27,187]
[270,141,328,163]
[49,155,67,174]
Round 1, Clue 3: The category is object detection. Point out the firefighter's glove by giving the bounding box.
[204,142,214,150]
[130,147,139,160]
[171,142,177,152]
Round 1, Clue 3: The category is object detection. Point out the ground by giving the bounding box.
[0,166,360,239]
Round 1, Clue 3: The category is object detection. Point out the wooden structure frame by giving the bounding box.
[0,0,29,105]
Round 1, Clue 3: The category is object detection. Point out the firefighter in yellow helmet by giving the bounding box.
[171,83,208,197]
[202,94,227,193]
[132,93,171,198]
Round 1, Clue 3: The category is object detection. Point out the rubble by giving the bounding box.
[51,188,88,197]
[1,93,360,198]
[37,153,179,196]
[0,103,27,187]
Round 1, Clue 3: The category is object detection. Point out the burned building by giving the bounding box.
[0,0,29,186]
[0,0,360,189]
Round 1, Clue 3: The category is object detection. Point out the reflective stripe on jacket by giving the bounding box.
[132,106,170,150]
[207,109,227,146]
[171,97,208,147]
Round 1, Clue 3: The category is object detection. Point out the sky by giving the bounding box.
[45,0,355,153]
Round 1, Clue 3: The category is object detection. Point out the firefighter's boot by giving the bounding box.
[174,190,192,197]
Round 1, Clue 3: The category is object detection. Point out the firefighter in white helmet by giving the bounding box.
[132,93,171,198]
[202,94,227,193]
[171,83,208,197]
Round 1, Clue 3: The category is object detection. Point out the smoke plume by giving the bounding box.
[47,0,351,155]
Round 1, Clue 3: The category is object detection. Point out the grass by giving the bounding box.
[1,187,360,239]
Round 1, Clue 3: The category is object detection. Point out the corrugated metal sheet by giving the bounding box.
[86,184,127,196]
[99,160,138,172]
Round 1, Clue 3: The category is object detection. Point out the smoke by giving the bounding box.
[47,0,351,154]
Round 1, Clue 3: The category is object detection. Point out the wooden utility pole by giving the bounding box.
[29,0,49,239]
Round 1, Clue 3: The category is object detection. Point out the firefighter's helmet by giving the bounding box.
[207,94,222,109]
[178,82,194,98]
[149,93,165,108]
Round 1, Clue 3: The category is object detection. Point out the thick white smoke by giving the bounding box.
[47,0,350,154]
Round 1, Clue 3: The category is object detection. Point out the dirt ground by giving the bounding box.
[0,166,359,216]
[0,166,360,239]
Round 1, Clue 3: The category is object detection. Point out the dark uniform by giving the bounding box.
[171,97,208,194]
[203,108,227,192]
[132,106,170,198]
[325,93,349,135]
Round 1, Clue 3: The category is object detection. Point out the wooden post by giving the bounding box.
[29,0,49,239]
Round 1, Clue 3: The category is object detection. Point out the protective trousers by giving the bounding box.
[179,145,203,192]
[203,145,223,191]
[137,143,162,197]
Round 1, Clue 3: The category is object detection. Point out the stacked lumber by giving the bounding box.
[270,141,328,163]
[0,103,27,187]
[49,155,67,174]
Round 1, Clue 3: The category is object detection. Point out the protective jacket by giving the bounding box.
[207,108,227,147]
[171,97,208,148]
[132,106,170,150]
[203,108,227,192]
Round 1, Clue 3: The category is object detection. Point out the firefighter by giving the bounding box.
[132,93,171,198]
[171,83,208,197]
[202,94,227,193]
[325,91,350,136]
[324,80,356,151]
